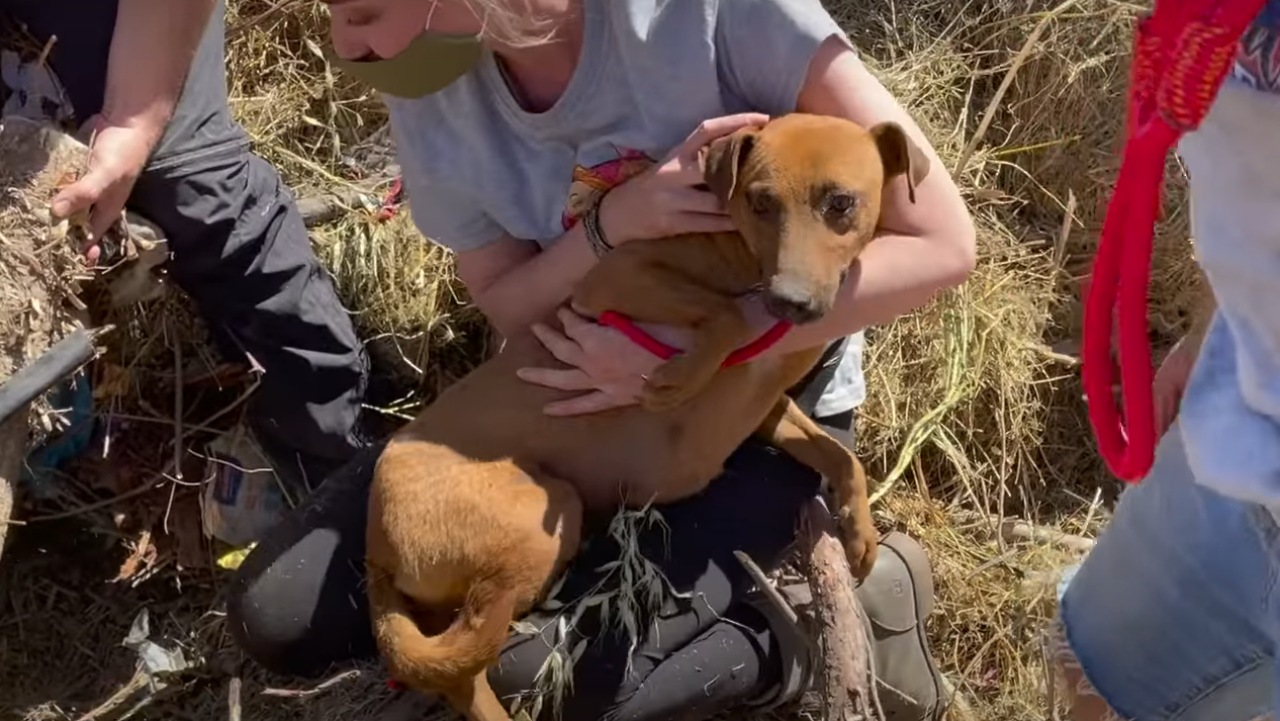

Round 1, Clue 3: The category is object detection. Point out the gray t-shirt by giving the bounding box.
[385,0,865,416]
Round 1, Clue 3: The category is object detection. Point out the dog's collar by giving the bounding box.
[597,311,792,367]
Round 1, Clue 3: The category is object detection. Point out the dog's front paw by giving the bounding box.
[836,504,878,580]
[640,356,715,412]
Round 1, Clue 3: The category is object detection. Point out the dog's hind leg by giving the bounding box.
[441,673,513,721]
[573,259,753,412]
[754,397,877,579]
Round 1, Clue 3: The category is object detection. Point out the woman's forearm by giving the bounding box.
[630,227,975,356]
[470,223,600,339]
[765,228,976,354]
[104,0,217,138]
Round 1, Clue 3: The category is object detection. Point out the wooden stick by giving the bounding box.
[799,498,878,721]
[0,405,27,560]
[1000,519,1094,553]
[296,188,377,228]
[228,677,243,721]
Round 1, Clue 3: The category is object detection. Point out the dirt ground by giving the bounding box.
[0,518,442,721]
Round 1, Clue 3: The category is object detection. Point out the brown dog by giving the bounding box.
[367,113,928,721]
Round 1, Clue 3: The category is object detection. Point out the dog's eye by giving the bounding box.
[826,193,857,216]
[747,187,778,216]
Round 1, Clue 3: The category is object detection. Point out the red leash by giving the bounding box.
[598,311,792,367]
[1082,0,1264,482]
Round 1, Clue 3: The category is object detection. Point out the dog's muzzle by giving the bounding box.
[763,277,828,325]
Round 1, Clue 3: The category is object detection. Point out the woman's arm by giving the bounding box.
[452,114,770,340]
[453,226,597,341]
[762,37,976,354]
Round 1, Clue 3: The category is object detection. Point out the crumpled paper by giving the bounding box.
[0,50,73,125]
[123,608,191,691]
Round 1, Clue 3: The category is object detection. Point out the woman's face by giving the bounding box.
[326,0,484,61]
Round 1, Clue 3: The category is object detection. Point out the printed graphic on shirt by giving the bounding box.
[1235,0,1280,92]
[561,147,656,231]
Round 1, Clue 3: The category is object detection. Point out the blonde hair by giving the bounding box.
[461,0,564,48]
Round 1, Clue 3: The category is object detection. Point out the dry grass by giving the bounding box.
[0,116,94,442]
[0,0,1212,719]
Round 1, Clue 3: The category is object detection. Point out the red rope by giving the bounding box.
[597,311,792,367]
[1082,0,1265,482]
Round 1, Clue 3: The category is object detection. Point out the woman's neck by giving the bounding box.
[490,0,584,113]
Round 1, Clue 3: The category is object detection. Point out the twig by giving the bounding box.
[0,406,28,556]
[170,320,184,481]
[21,469,166,523]
[954,510,1096,552]
[72,668,148,721]
[228,677,243,721]
[261,668,363,698]
[296,188,378,228]
[1001,520,1094,553]
[35,34,56,68]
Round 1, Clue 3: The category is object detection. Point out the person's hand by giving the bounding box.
[598,113,769,245]
[1153,328,1206,437]
[517,308,691,416]
[51,114,160,264]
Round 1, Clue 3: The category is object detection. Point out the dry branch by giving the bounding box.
[0,405,26,557]
[296,188,377,228]
[1000,519,1094,553]
[800,498,878,721]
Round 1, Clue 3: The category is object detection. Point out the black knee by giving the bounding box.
[223,509,378,677]
[222,537,370,678]
[225,568,323,678]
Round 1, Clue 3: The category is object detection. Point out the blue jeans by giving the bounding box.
[1053,421,1280,720]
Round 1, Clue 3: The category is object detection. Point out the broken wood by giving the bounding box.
[1000,519,1094,553]
[0,404,27,560]
[799,497,878,721]
[953,510,1096,553]
[296,188,378,228]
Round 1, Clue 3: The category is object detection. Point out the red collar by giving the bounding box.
[1081,0,1263,483]
[598,311,792,367]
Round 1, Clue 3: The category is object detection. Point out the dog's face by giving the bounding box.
[703,114,929,324]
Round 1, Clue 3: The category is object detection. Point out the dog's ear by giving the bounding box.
[870,122,930,204]
[702,128,758,203]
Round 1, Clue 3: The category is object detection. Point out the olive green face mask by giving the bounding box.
[326,32,483,98]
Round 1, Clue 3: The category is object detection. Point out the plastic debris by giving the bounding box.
[200,424,287,548]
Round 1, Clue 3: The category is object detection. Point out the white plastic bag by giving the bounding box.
[199,425,286,548]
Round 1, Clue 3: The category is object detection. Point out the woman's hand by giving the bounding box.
[517,308,694,416]
[599,113,769,244]
[514,113,768,416]
[1154,327,1208,437]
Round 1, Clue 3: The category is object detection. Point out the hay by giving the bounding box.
[0,116,96,461]
[1,0,1214,719]
[313,212,490,405]
[0,118,89,385]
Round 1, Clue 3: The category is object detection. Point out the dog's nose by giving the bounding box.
[763,283,823,325]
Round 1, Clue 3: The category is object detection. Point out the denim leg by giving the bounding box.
[1055,423,1275,720]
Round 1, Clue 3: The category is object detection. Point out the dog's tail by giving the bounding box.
[367,564,517,710]
[366,563,514,686]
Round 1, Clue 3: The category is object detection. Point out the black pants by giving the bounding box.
[225,340,855,721]
[5,0,369,481]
